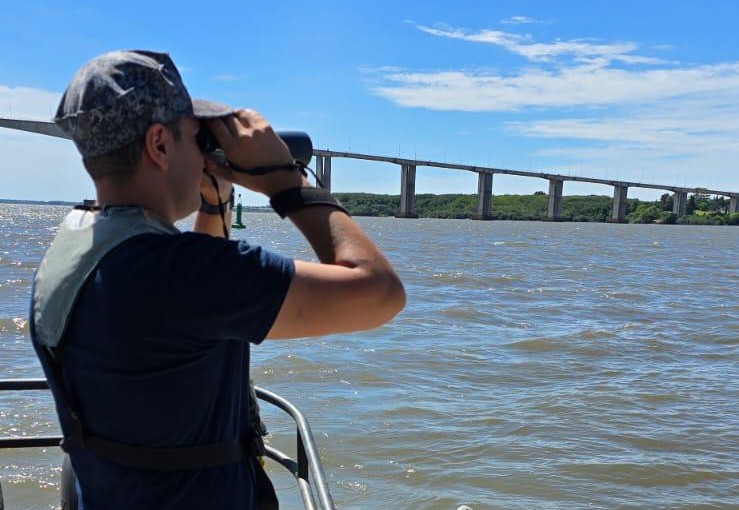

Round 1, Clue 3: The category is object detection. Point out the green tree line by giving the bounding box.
[628,193,739,225]
[333,192,739,225]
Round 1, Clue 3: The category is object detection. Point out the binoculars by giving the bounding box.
[196,124,313,169]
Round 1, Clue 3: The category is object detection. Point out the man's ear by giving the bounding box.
[143,123,172,171]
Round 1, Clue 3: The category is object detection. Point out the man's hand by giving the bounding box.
[202,109,306,197]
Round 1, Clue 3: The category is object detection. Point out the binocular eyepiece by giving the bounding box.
[196,125,313,169]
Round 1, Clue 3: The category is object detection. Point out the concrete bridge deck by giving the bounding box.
[314,149,738,220]
[2,117,737,220]
[314,149,735,197]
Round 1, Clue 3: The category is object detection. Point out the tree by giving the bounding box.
[710,196,728,213]
[629,204,661,224]
[687,194,696,215]
[693,193,710,211]
[659,193,673,211]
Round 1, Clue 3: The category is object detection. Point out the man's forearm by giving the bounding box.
[287,206,382,267]
[265,203,405,338]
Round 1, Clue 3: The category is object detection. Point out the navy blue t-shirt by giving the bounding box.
[58,232,294,510]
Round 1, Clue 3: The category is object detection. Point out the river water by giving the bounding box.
[0,204,737,509]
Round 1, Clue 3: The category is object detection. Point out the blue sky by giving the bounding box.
[1,1,738,204]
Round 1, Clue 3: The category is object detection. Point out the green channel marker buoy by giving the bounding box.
[232,194,246,229]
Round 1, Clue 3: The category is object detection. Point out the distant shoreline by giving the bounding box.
[0,198,77,206]
[3,194,737,225]
[0,198,273,213]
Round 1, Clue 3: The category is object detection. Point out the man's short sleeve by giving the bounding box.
[98,233,295,344]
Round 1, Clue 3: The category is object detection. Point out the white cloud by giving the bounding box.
[503,95,739,190]
[514,97,739,151]
[368,24,739,191]
[372,63,739,111]
[417,25,523,46]
[511,108,739,150]
[360,65,405,73]
[213,74,245,82]
[501,16,544,25]
[415,24,665,64]
[0,85,61,120]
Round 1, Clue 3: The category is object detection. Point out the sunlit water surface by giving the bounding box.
[1,204,737,509]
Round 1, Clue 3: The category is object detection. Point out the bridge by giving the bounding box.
[2,117,738,221]
[312,150,739,221]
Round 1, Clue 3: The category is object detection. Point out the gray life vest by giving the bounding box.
[30,205,266,472]
[33,205,179,348]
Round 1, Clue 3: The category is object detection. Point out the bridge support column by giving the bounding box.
[730,196,739,213]
[315,156,332,191]
[547,179,563,220]
[672,191,688,217]
[396,164,418,218]
[472,172,494,220]
[610,185,629,222]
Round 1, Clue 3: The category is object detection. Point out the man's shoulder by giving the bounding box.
[93,232,231,278]
[105,232,292,278]
[112,231,235,256]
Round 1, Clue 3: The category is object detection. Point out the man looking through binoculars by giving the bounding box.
[31,49,405,510]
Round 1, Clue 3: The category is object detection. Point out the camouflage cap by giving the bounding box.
[54,50,232,159]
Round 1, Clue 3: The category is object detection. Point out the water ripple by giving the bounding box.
[2,208,739,509]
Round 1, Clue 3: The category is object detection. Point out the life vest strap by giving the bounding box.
[60,432,264,471]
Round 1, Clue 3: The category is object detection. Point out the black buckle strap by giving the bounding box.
[269,186,349,218]
[61,433,263,471]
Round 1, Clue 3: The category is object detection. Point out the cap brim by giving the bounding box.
[192,99,233,119]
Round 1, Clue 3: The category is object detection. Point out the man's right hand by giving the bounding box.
[203,109,306,197]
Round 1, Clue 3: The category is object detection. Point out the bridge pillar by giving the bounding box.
[547,179,564,220]
[472,172,494,220]
[610,185,629,222]
[730,196,739,213]
[315,156,332,191]
[672,191,688,217]
[396,164,418,218]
